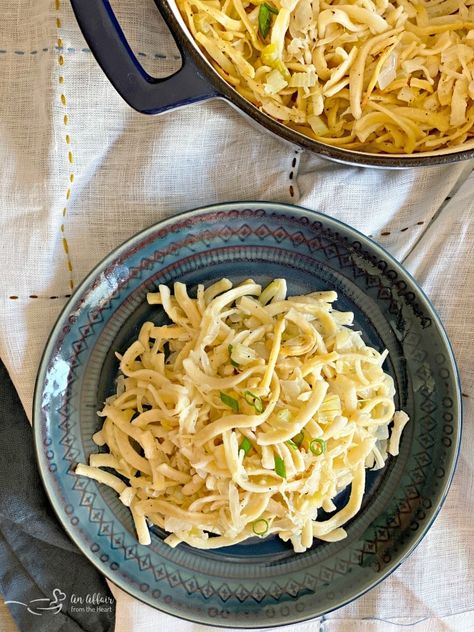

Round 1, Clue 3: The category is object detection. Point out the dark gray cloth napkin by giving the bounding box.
[0,359,116,632]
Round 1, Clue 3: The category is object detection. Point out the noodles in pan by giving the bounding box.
[176,0,474,154]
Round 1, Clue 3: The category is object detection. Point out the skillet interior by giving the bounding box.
[161,0,474,168]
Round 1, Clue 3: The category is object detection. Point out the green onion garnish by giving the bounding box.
[252,518,269,536]
[292,430,304,447]
[220,391,240,413]
[285,439,298,450]
[228,344,239,368]
[239,437,252,455]
[258,2,278,39]
[310,438,326,456]
[265,3,279,13]
[244,391,255,404]
[244,390,265,414]
[274,456,286,478]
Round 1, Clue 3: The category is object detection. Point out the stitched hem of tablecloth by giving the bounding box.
[322,608,474,627]
[401,163,474,264]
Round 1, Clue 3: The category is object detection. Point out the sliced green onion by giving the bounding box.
[244,390,265,414]
[239,437,252,456]
[220,391,239,413]
[265,2,278,13]
[258,5,272,39]
[274,456,286,478]
[252,518,269,536]
[310,438,326,456]
[258,3,278,39]
[277,409,291,423]
[285,439,298,450]
[228,344,239,368]
[292,430,304,447]
[244,390,254,404]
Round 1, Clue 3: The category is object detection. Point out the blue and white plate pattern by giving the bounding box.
[34,202,461,627]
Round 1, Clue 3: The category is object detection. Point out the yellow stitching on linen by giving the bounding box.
[56,0,75,291]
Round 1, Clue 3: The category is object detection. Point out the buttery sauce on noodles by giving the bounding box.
[76,279,409,552]
[176,0,474,154]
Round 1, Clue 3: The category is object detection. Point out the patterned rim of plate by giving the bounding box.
[33,202,462,628]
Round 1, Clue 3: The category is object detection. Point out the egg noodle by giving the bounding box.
[176,0,474,153]
[76,279,409,552]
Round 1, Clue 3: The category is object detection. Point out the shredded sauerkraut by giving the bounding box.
[176,0,474,154]
[76,279,409,552]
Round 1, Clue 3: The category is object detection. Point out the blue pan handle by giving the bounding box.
[70,0,217,114]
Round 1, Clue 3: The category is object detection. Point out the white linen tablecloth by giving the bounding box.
[0,1,473,630]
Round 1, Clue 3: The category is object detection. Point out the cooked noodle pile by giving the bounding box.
[177,0,474,153]
[76,279,409,552]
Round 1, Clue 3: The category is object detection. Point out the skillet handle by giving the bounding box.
[70,0,217,114]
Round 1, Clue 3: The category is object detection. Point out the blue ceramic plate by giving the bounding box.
[34,202,461,627]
